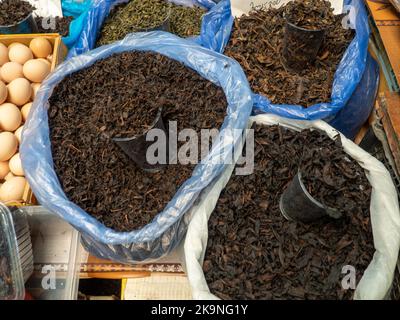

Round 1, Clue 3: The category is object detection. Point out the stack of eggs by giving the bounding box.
[0,37,53,203]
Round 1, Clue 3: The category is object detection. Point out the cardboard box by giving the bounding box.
[0,34,67,205]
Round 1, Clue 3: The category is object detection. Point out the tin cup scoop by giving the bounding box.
[113,108,167,172]
[282,18,325,73]
[279,172,342,223]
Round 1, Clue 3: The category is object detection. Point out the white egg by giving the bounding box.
[7,78,31,106]
[9,153,24,176]
[0,161,10,180]
[0,102,22,131]
[0,80,7,104]
[8,44,33,65]
[0,176,27,202]
[0,131,18,161]
[14,125,23,143]
[21,102,32,122]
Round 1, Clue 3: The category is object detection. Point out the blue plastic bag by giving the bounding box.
[20,32,253,263]
[251,0,377,139]
[61,0,91,49]
[67,0,233,58]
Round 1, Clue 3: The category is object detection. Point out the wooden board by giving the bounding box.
[80,250,185,279]
[365,0,400,86]
[376,92,400,174]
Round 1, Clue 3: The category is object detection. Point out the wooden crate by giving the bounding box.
[0,33,67,72]
[0,34,67,205]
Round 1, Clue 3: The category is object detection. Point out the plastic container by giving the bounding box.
[0,13,38,34]
[0,203,33,300]
[282,20,325,72]
[23,206,85,300]
[113,108,167,172]
[279,172,342,222]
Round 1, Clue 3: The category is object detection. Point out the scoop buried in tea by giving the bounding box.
[279,172,342,223]
[112,107,167,172]
[282,19,326,73]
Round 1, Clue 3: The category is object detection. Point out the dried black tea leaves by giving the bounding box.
[48,51,227,232]
[0,230,12,298]
[35,16,73,37]
[97,0,205,46]
[0,0,34,26]
[300,133,369,215]
[204,125,373,300]
[170,4,205,37]
[285,0,336,30]
[225,0,354,107]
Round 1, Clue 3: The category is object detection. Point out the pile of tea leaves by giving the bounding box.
[97,0,206,46]
[35,16,73,37]
[300,135,370,214]
[203,125,373,300]
[0,0,34,26]
[284,0,336,30]
[0,230,12,298]
[224,0,354,107]
[48,51,227,232]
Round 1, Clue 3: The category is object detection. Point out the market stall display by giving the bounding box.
[20,32,253,263]
[0,0,397,301]
[184,114,400,300]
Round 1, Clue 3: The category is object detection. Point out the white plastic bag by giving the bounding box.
[183,114,400,300]
[27,0,63,17]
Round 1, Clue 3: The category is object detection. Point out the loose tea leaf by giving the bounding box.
[0,0,34,26]
[0,229,12,298]
[285,0,336,30]
[169,4,205,37]
[300,134,369,215]
[35,16,73,37]
[225,0,354,107]
[48,51,227,232]
[204,125,374,300]
[97,0,205,46]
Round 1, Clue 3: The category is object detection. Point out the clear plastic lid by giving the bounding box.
[0,203,25,300]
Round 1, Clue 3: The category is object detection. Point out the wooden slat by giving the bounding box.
[376,92,400,174]
[365,0,400,86]
[390,0,400,13]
